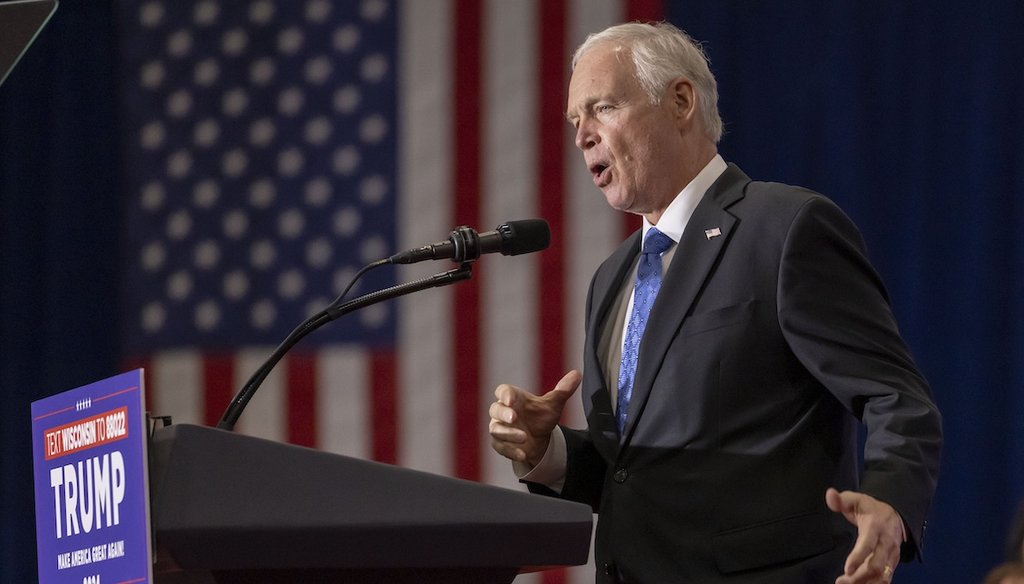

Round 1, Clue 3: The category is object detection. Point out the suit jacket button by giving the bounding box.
[602,562,616,575]
[613,468,628,483]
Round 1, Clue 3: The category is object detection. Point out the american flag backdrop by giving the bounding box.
[118,1,662,581]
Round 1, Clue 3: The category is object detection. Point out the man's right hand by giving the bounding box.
[488,370,582,467]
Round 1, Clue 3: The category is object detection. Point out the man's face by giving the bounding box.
[566,44,685,216]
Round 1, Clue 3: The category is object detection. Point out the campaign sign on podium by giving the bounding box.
[31,370,153,583]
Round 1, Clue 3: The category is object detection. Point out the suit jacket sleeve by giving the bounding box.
[524,273,610,510]
[531,427,607,511]
[777,195,943,560]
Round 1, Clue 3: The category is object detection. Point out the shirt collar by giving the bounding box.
[641,154,728,244]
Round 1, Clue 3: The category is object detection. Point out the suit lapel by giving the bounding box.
[621,164,749,444]
[586,229,642,389]
[585,230,641,455]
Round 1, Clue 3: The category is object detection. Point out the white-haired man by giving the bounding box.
[489,22,941,584]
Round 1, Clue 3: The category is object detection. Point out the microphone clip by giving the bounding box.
[449,225,482,263]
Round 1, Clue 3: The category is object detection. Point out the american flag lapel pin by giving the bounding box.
[704,227,722,240]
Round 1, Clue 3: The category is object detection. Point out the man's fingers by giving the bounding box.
[493,371,580,412]
[553,369,583,393]
[488,414,529,463]
[824,489,869,576]
[488,418,526,443]
[488,400,516,425]
[871,533,901,582]
[489,438,526,462]
[826,487,858,521]
[545,370,582,405]
[835,554,877,584]
[489,372,580,465]
[835,550,897,584]
[825,487,845,512]
[494,383,520,406]
[843,531,878,576]
[827,488,904,584]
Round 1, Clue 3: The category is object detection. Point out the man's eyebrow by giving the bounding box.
[565,99,597,124]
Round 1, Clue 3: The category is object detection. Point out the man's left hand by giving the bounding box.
[826,487,904,584]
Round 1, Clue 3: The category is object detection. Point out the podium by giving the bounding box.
[149,424,593,583]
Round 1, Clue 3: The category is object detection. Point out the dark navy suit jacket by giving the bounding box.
[529,164,942,583]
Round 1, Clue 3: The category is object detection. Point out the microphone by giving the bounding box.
[389,219,550,265]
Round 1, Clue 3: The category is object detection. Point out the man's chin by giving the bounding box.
[602,190,632,212]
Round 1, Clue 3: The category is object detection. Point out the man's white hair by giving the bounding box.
[573,22,723,143]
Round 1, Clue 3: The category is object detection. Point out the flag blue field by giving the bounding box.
[120,0,397,352]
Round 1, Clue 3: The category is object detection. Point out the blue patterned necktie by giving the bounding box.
[616,228,674,434]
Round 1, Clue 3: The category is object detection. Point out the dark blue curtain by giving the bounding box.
[2,2,1022,583]
[0,1,120,581]
[665,2,1024,583]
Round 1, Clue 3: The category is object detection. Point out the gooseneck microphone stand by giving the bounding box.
[216,262,473,431]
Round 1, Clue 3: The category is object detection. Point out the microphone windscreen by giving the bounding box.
[502,219,550,255]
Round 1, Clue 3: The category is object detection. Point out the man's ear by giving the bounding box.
[669,77,697,126]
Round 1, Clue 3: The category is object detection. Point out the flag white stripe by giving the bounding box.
[235,347,284,442]
[397,0,455,475]
[564,0,625,432]
[481,0,541,495]
[317,346,370,459]
[150,350,202,426]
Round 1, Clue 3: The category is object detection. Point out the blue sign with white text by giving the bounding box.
[31,370,153,583]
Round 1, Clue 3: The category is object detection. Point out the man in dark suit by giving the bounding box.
[488,22,942,584]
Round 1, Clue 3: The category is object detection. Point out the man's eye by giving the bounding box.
[597,105,614,113]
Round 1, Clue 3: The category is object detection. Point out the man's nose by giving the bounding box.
[574,120,598,150]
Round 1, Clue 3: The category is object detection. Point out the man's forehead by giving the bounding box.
[566,47,637,112]
[570,44,636,92]
[574,42,631,73]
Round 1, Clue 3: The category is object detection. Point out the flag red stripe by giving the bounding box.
[538,0,569,397]
[621,0,663,240]
[540,4,570,583]
[286,353,317,447]
[626,0,664,22]
[203,353,235,428]
[452,0,483,481]
[123,357,152,411]
[371,349,398,464]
